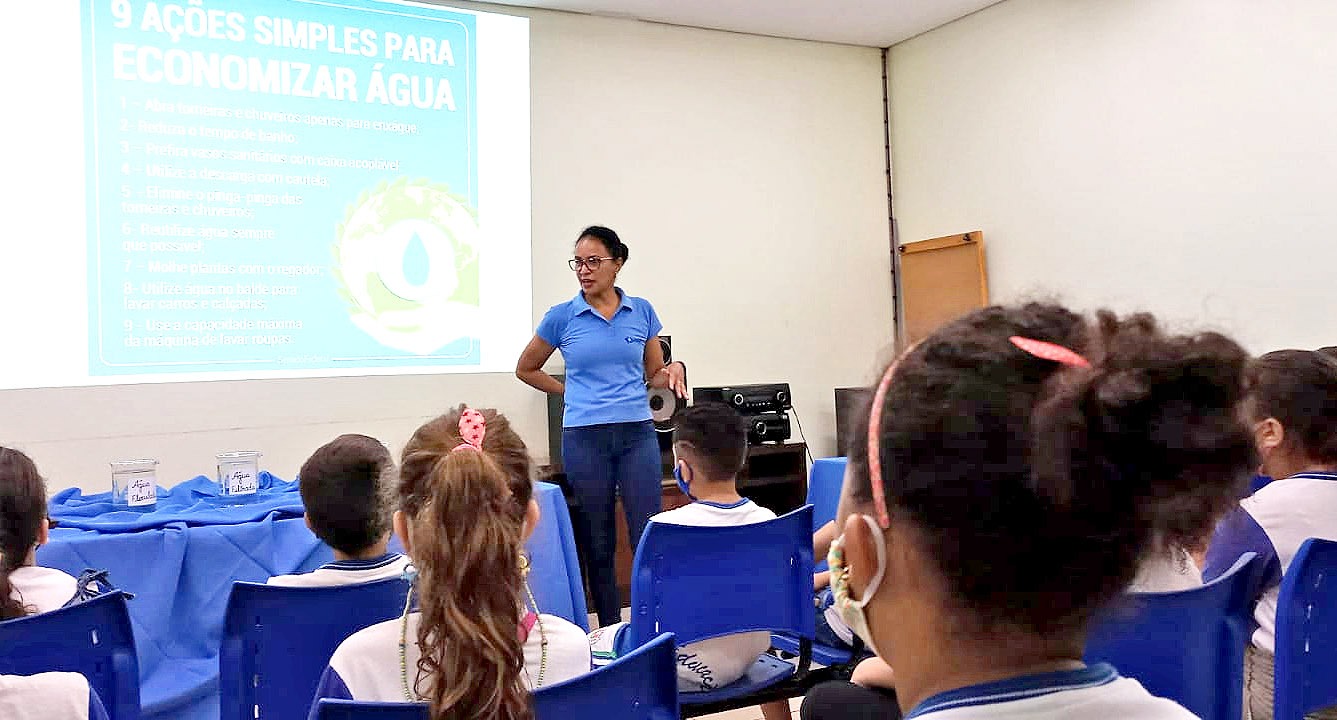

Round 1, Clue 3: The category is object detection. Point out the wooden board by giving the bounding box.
[900,231,989,343]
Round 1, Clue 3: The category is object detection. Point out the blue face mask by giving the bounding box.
[673,464,696,501]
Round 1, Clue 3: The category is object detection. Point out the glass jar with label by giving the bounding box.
[111,459,158,510]
[216,451,261,498]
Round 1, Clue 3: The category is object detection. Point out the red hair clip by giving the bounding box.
[453,408,487,453]
[1008,336,1091,368]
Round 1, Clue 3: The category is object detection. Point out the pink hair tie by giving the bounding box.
[865,335,1089,531]
[453,408,487,452]
[1008,336,1091,368]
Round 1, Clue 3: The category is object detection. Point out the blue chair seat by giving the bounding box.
[533,632,679,719]
[220,577,412,720]
[1085,552,1265,720]
[0,591,139,720]
[315,633,680,720]
[314,700,426,719]
[680,654,796,706]
[626,506,817,715]
[807,457,846,574]
[1275,537,1337,720]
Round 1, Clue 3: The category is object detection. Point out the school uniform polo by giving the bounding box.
[1203,471,1337,652]
[903,664,1195,719]
[0,672,110,720]
[307,610,590,715]
[8,567,79,614]
[267,552,410,588]
[537,289,661,427]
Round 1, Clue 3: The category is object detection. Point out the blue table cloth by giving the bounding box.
[36,475,584,720]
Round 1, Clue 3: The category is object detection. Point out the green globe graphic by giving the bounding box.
[333,177,482,355]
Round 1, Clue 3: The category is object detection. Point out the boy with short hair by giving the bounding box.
[588,402,775,692]
[268,434,410,587]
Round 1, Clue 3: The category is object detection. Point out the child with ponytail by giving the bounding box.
[800,304,1256,720]
[0,447,87,618]
[308,406,590,720]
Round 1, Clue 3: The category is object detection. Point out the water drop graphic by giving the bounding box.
[403,232,430,286]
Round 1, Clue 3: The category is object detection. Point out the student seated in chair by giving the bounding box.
[1204,349,1337,720]
[800,304,1256,720]
[309,406,590,720]
[269,434,410,587]
[1,448,109,618]
[589,402,777,696]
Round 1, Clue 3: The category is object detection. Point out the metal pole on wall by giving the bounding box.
[881,47,904,349]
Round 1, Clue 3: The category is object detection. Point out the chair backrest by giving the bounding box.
[628,505,815,649]
[1084,552,1264,720]
[220,577,411,720]
[533,631,679,720]
[0,591,140,720]
[314,700,427,720]
[1275,537,1337,720]
[806,458,846,533]
[524,482,591,631]
[313,633,680,720]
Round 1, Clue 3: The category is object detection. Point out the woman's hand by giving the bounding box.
[661,361,688,398]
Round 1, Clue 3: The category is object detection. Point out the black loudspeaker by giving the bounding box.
[835,387,874,456]
[746,411,792,444]
[694,384,791,414]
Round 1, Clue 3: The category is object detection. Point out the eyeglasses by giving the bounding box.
[569,256,614,271]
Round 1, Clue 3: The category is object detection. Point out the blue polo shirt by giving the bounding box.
[537,289,662,428]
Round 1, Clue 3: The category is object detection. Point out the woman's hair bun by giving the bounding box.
[578,225,629,262]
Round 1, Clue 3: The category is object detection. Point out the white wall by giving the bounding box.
[1,5,892,491]
[888,0,1337,353]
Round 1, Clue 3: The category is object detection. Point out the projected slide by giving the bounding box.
[0,0,529,389]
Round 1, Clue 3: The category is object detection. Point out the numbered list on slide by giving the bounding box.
[84,0,486,375]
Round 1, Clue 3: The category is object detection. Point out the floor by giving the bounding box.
[696,697,804,720]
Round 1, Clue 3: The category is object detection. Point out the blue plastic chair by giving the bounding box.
[0,591,139,720]
[313,633,680,720]
[220,577,411,720]
[524,481,591,631]
[807,457,847,538]
[772,457,858,666]
[533,631,679,719]
[313,701,426,720]
[627,505,815,716]
[1085,553,1264,720]
[1275,537,1337,720]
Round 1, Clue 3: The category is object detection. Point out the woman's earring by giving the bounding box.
[519,552,531,578]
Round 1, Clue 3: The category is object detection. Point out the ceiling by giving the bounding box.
[485,0,1004,47]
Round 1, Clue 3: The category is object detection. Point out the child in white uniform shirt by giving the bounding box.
[801,305,1257,720]
[268,434,409,587]
[0,673,110,720]
[589,402,776,696]
[1203,350,1337,720]
[309,406,590,720]
[1,447,90,618]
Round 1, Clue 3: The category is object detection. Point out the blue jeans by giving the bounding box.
[563,421,663,625]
